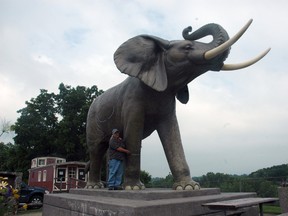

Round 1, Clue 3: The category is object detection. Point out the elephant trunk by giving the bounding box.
[182,23,230,71]
[182,24,229,48]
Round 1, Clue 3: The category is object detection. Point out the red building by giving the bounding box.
[28,157,86,192]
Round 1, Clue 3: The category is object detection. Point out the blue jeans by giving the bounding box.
[107,159,124,187]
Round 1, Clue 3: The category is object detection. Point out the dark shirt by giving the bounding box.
[109,136,126,161]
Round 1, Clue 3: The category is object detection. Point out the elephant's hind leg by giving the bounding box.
[86,140,108,189]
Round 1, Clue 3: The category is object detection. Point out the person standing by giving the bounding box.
[107,129,131,190]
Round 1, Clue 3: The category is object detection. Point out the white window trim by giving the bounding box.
[38,171,42,182]
[43,170,47,182]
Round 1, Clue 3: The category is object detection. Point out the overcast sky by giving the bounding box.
[1,0,287,178]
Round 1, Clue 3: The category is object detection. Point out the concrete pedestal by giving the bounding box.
[278,187,288,213]
[43,188,258,216]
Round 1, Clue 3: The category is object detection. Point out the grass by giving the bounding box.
[263,205,282,215]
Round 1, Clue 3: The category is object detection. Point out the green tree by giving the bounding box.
[11,83,103,179]
[199,172,235,188]
[258,181,278,197]
[0,142,22,172]
[150,173,174,188]
[55,84,103,161]
[199,172,254,193]
[140,170,152,186]
[198,171,282,197]
[0,142,9,170]
[249,164,288,183]
[14,90,58,158]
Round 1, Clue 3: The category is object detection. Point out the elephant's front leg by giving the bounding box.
[122,109,145,190]
[157,114,200,190]
[124,152,145,190]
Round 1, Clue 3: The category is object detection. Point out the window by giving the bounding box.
[57,168,66,182]
[38,171,42,182]
[56,159,63,164]
[78,169,85,181]
[68,167,76,178]
[38,159,45,166]
[31,159,36,168]
[43,170,47,182]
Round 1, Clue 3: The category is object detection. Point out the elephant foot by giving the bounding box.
[123,180,145,190]
[172,180,200,190]
[85,181,104,189]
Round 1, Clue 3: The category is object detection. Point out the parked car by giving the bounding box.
[19,182,49,207]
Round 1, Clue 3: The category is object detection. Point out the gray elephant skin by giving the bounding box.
[86,19,269,190]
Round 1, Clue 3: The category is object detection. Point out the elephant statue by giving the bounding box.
[85,19,270,190]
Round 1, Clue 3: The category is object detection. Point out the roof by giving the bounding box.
[28,161,87,171]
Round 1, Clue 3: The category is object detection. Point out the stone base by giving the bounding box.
[43,188,258,216]
[278,187,288,213]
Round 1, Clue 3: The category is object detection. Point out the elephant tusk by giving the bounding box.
[204,19,253,60]
[221,48,271,70]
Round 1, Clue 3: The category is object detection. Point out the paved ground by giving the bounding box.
[16,207,279,216]
[20,212,42,216]
[18,208,42,216]
[17,210,278,216]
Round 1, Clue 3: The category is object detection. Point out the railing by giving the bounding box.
[53,177,86,192]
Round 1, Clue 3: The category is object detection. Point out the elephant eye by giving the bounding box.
[184,45,193,51]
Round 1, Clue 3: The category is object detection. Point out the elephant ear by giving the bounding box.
[176,85,189,104]
[114,35,169,92]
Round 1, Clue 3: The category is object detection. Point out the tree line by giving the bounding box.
[144,164,288,197]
